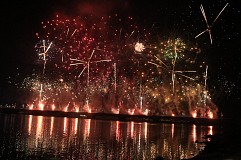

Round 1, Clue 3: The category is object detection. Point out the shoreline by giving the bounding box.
[0,107,224,125]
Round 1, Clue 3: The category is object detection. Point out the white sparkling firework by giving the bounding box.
[134,42,145,52]
[70,49,112,86]
[37,40,53,74]
[195,3,229,44]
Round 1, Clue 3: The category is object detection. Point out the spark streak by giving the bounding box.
[195,3,229,44]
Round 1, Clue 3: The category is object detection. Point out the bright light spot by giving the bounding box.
[192,110,197,118]
[64,106,68,112]
[52,104,55,110]
[143,109,149,116]
[29,104,34,110]
[39,102,44,111]
[128,109,135,115]
[112,108,120,114]
[135,42,145,52]
[208,111,213,119]
[88,108,92,113]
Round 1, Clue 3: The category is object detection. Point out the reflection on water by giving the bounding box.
[0,114,220,159]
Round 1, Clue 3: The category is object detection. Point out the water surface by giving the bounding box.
[0,114,221,159]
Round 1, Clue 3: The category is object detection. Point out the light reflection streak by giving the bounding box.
[130,121,134,138]
[138,132,141,155]
[63,117,68,133]
[116,121,120,141]
[84,119,91,140]
[28,115,32,135]
[144,122,148,140]
[74,118,78,135]
[208,126,213,135]
[36,116,43,147]
[50,116,54,136]
[171,123,174,138]
[192,124,196,142]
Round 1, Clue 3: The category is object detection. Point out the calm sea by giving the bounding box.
[0,114,221,160]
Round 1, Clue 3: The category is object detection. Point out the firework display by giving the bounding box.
[17,13,218,118]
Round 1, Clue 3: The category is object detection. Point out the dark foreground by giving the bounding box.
[184,119,241,160]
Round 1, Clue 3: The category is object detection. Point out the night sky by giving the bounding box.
[1,0,241,117]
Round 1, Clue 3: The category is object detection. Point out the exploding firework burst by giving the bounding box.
[11,13,219,118]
